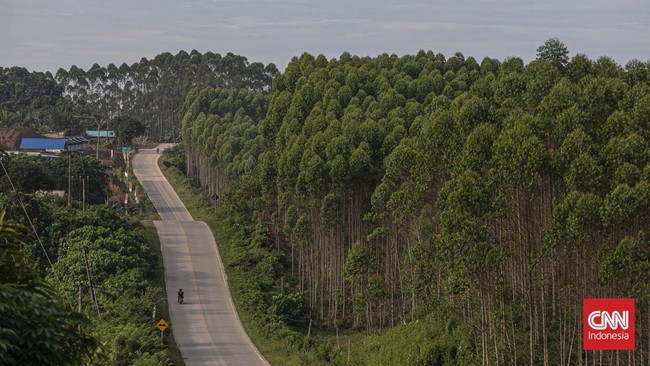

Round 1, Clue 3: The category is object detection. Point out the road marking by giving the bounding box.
[135,152,192,222]
[153,180,183,222]
[134,148,266,365]
[150,184,223,361]
[179,222,225,364]
[203,221,270,365]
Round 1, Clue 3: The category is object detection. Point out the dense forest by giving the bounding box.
[0,51,277,139]
[178,40,650,365]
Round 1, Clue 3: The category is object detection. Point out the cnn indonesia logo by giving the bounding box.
[583,298,635,350]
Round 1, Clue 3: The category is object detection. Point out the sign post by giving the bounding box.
[156,319,169,346]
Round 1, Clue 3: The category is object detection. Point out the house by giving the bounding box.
[85,130,116,138]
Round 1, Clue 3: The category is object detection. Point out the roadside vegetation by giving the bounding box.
[0,154,179,365]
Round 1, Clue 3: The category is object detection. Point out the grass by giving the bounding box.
[132,183,161,222]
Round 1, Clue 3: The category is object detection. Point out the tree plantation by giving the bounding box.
[178,45,649,365]
[1,51,277,138]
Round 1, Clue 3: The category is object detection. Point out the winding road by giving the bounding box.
[132,145,268,366]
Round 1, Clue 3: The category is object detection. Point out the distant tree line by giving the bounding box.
[179,40,650,365]
[55,51,276,139]
[1,51,277,140]
[0,67,80,133]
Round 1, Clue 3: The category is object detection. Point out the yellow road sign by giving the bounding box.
[157,319,169,332]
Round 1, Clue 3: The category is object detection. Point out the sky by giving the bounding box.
[1,0,648,72]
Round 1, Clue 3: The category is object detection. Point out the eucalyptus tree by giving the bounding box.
[536,37,570,70]
[177,49,650,365]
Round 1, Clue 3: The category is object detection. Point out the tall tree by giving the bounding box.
[536,37,570,69]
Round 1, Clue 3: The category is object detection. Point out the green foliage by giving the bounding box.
[344,242,376,287]
[271,293,309,324]
[0,190,174,365]
[344,243,383,327]
[600,231,650,299]
[1,52,276,137]
[349,315,475,365]
[0,154,54,192]
[50,226,152,294]
[161,144,186,173]
[111,115,146,146]
[0,67,78,132]
[545,191,602,248]
[536,38,569,69]
[0,284,95,365]
[0,153,109,205]
[602,181,650,227]
[564,153,603,192]
[0,210,96,365]
[603,133,647,170]
[492,119,547,187]
[92,323,172,366]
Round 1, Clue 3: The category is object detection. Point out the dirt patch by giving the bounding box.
[0,127,44,151]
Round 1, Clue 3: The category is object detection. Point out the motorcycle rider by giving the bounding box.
[177,288,184,303]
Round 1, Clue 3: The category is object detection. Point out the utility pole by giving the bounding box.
[96,120,105,160]
[67,151,71,207]
[78,284,84,332]
[81,246,100,315]
[78,284,83,312]
[82,176,86,211]
[96,121,100,160]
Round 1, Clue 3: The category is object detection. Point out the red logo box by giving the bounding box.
[583,298,635,350]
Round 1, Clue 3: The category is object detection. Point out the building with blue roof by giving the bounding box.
[19,137,88,153]
[20,138,67,150]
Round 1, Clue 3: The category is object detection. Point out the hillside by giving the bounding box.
[178,42,649,365]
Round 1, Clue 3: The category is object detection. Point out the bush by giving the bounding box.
[271,293,309,324]
[349,315,475,366]
[161,144,186,173]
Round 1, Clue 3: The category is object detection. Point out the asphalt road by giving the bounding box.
[132,145,268,366]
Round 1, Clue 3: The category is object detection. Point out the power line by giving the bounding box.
[0,156,75,311]
[81,246,100,315]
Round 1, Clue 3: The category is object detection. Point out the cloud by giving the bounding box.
[1,0,648,71]
[220,17,366,32]
[99,30,196,47]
